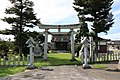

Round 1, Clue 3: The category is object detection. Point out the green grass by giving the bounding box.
[0,53,112,77]
[34,53,81,67]
[92,64,107,69]
[0,66,26,77]
[0,53,81,77]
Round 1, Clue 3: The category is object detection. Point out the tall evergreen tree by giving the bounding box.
[75,15,89,44]
[2,0,40,55]
[73,0,114,54]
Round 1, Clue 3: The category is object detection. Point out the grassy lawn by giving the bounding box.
[0,53,81,77]
[0,66,26,77]
[92,64,107,69]
[34,53,81,67]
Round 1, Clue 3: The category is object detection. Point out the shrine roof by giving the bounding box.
[38,23,80,29]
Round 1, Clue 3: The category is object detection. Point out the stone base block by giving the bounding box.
[82,64,91,69]
[26,65,38,69]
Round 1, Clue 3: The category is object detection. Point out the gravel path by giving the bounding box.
[0,62,120,80]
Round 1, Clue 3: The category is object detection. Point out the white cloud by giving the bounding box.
[113,10,120,15]
[0,0,78,40]
[0,0,120,41]
[113,0,119,4]
[112,0,120,15]
[0,0,78,29]
[0,21,12,30]
[33,0,78,24]
[0,34,14,41]
[99,32,120,40]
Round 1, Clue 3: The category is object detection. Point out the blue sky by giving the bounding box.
[98,0,120,40]
[109,0,120,34]
[0,0,120,40]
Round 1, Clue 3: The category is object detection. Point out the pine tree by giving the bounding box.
[2,0,40,55]
[75,15,89,44]
[73,0,114,54]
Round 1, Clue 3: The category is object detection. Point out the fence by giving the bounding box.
[90,52,120,62]
[0,52,119,66]
[0,55,30,66]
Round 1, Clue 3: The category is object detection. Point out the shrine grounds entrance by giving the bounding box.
[38,24,80,60]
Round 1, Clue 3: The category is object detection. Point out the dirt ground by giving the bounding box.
[0,61,120,80]
[81,61,120,80]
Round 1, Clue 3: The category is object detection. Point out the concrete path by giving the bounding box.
[0,64,120,80]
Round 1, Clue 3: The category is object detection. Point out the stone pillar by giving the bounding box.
[44,29,49,60]
[26,37,36,69]
[84,41,88,66]
[81,37,91,69]
[29,47,33,66]
[70,28,75,61]
[117,53,120,70]
[90,37,93,61]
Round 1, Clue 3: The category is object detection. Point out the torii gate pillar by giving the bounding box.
[70,28,75,61]
[44,28,49,60]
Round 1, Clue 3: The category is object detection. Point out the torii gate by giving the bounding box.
[38,24,80,60]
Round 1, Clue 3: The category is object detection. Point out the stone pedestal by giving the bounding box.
[117,59,120,70]
[26,47,37,69]
[26,64,37,69]
[82,44,91,69]
[82,64,91,69]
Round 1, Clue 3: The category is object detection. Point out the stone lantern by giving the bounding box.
[81,37,91,69]
[26,37,36,69]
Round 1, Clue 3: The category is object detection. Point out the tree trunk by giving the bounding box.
[19,0,23,56]
[19,46,22,56]
[18,32,22,56]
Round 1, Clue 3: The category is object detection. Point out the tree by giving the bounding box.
[75,15,89,43]
[28,31,45,44]
[73,0,114,54]
[0,39,15,58]
[14,31,45,56]
[2,0,40,55]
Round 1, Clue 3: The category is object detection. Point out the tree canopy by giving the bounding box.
[75,15,89,43]
[73,0,114,54]
[3,0,40,33]
[2,0,40,55]
[73,0,114,34]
